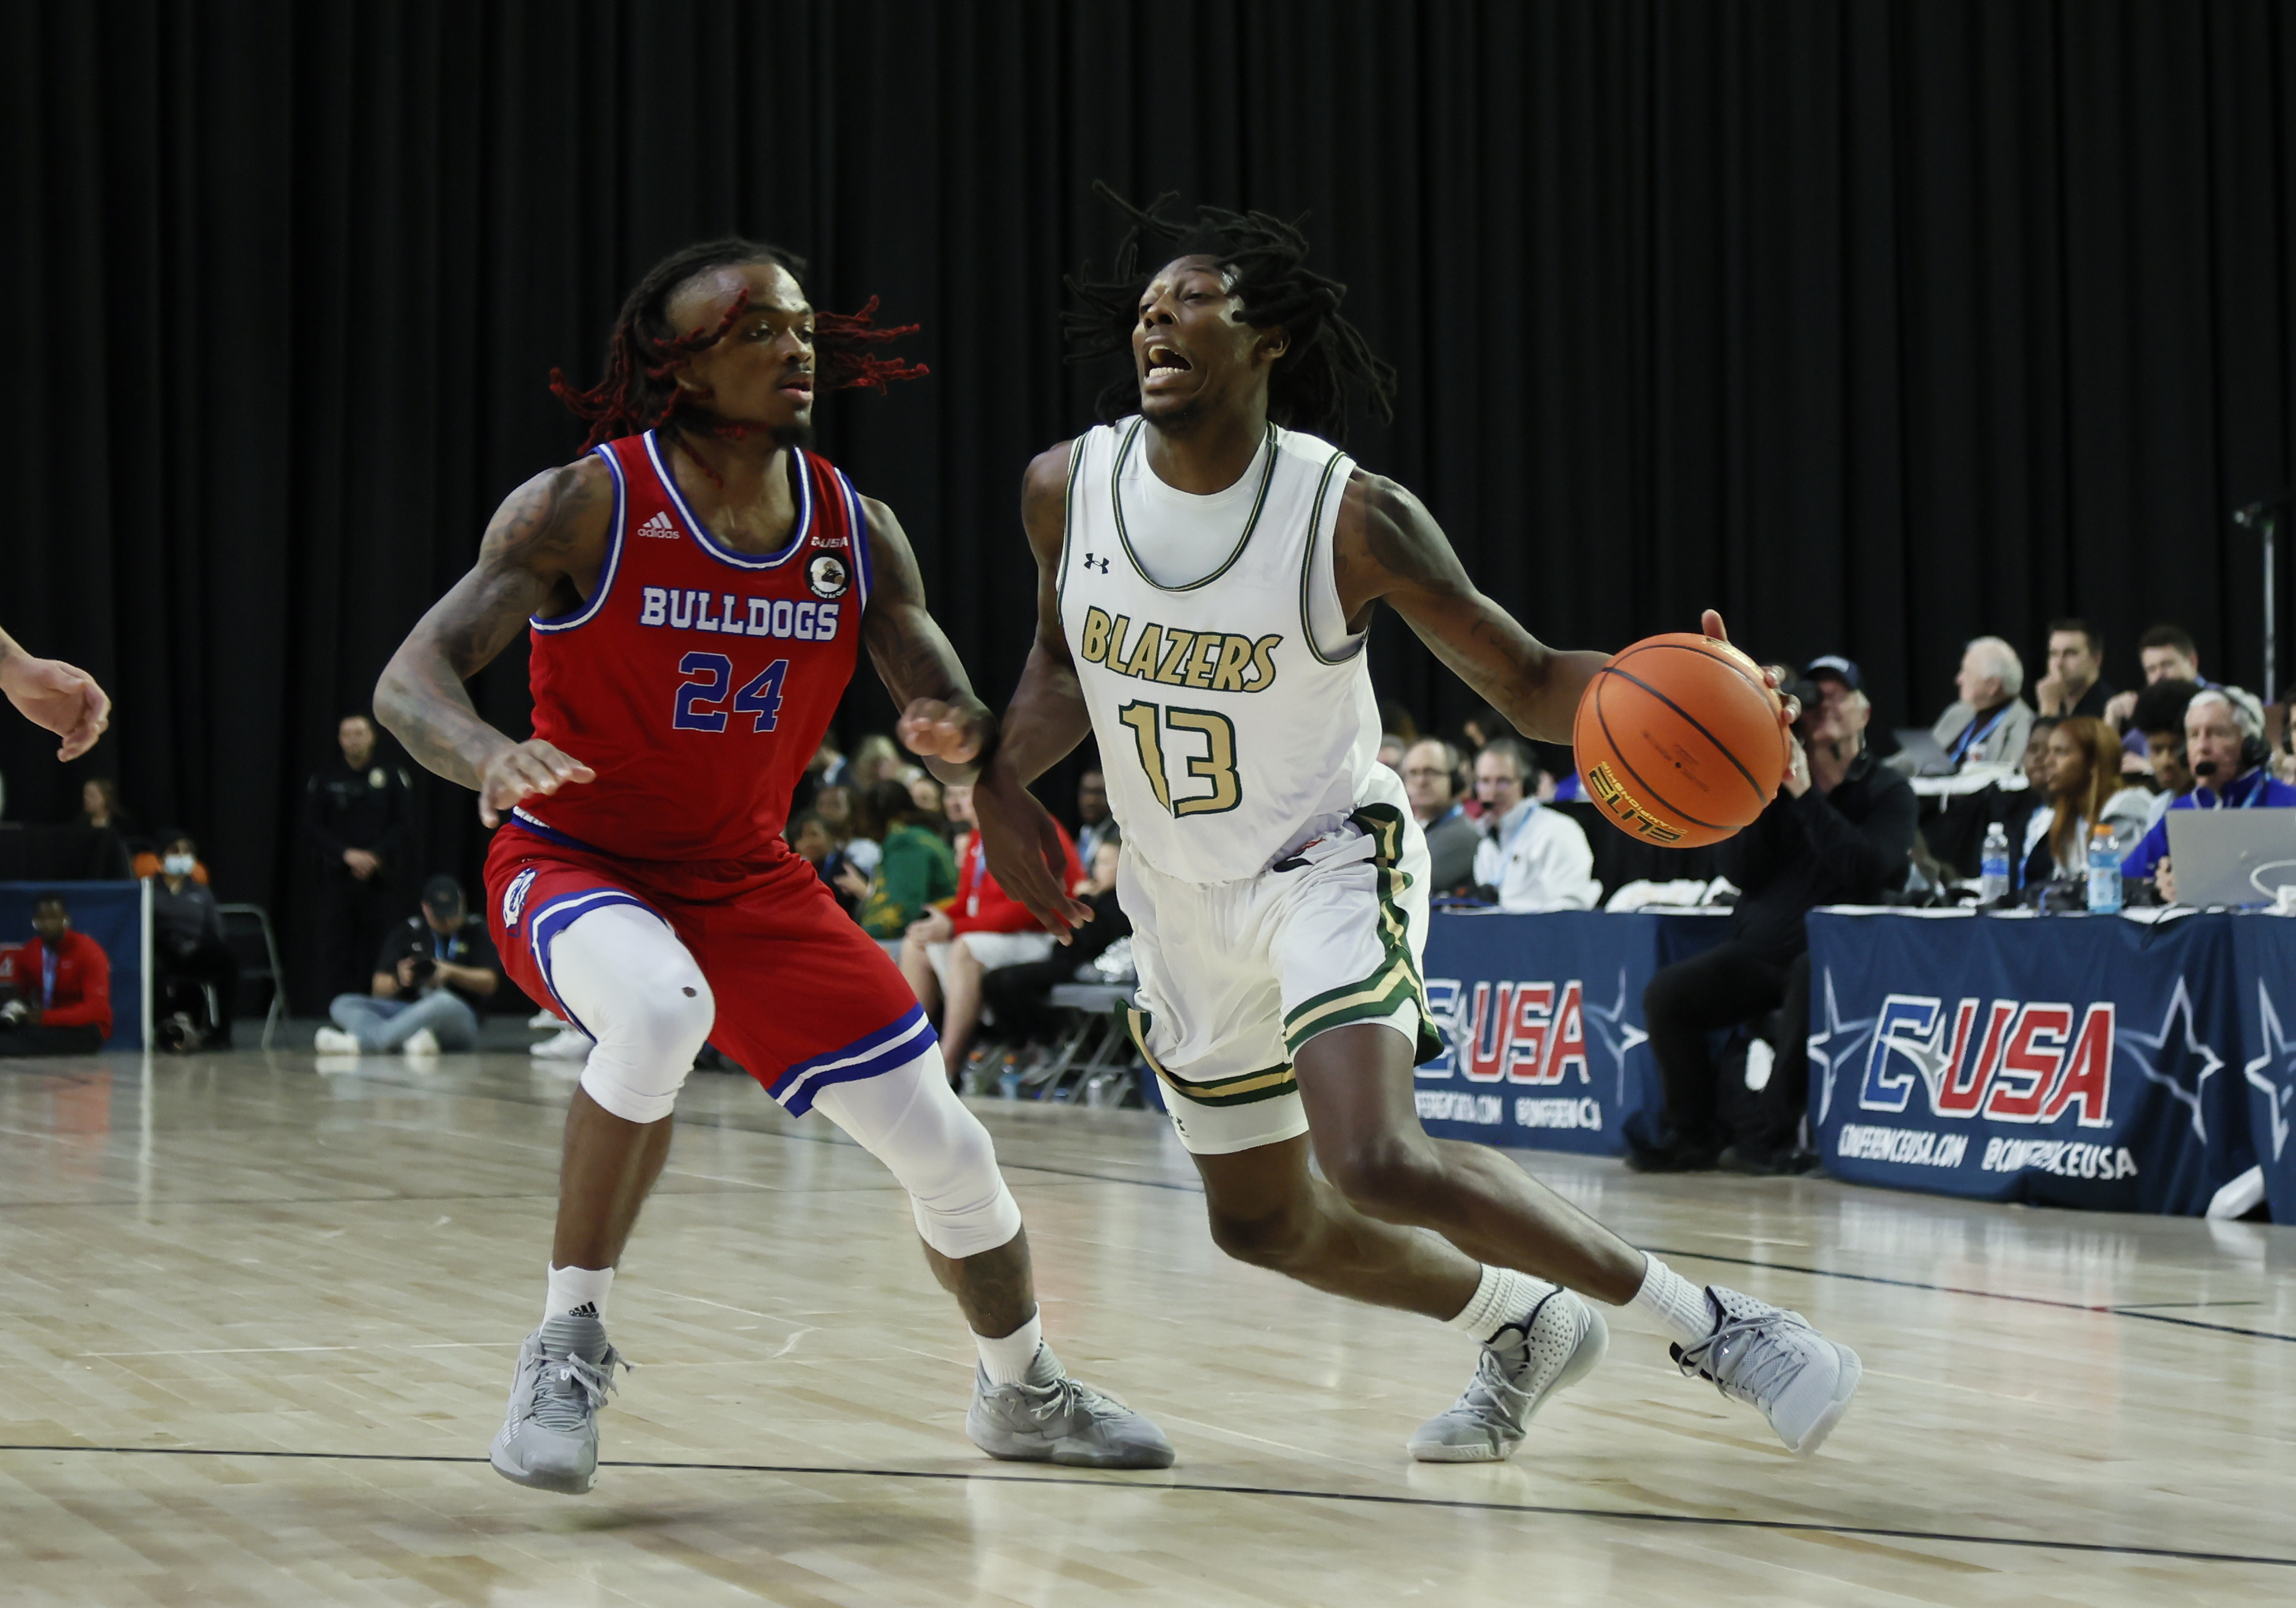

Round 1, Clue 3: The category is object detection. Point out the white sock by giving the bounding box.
[1444,1265,1555,1345]
[974,1307,1044,1386]
[544,1264,614,1321]
[1629,1256,1715,1348]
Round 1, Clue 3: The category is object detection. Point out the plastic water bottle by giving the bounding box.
[2086,824,2123,914]
[1979,823,2011,905]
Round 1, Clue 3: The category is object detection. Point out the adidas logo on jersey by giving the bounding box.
[637,512,680,539]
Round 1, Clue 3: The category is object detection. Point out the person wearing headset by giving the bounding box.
[2122,686,2296,901]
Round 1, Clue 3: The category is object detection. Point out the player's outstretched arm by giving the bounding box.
[1333,472,1607,744]
[0,626,111,761]
[1337,477,1795,745]
[971,445,1097,936]
[860,499,998,784]
[375,460,607,825]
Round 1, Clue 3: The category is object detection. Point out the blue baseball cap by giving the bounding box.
[1804,655,1862,692]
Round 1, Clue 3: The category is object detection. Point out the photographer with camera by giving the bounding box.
[1630,656,1917,1177]
[315,874,499,1056]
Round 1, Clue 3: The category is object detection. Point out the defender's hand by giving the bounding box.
[897,699,991,768]
[477,740,595,828]
[974,765,1092,939]
[1,653,111,761]
[1702,609,1801,726]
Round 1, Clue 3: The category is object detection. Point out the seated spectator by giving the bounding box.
[1891,637,2033,775]
[2129,679,2201,830]
[1075,768,1118,866]
[2019,718,2151,886]
[847,733,904,792]
[2124,687,2296,894]
[0,894,113,1054]
[857,779,957,941]
[315,875,500,1055]
[1401,738,1479,895]
[1633,655,1916,1176]
[149,830,238,1049]
[77,777,141,846]
[788,810,854,911]
[2103,624,2210,730]
[908,768,947,824]
[899,784,1081,1078]
[980,838,1135,1057]
[2033,618,2116,719]
[1376,733,1408,773]
[1470,739,1600,912]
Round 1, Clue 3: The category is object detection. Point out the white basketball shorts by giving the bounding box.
[1116,803,1438,1155]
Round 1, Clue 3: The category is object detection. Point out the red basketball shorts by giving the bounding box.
[483,819,931,1114]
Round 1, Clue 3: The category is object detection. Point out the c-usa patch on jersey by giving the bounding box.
[806,552,850,599]
[501,867,539,930]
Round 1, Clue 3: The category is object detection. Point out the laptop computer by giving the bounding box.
[1892,728,1956,778]
[2162,809,2296,906]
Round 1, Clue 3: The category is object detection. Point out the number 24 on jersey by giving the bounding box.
[673,652,789,733]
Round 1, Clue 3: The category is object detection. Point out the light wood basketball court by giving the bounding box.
[1,1046,2289,1605]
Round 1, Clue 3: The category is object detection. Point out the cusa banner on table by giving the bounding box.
[1808,911,2250,1216]
[1416,910,1728,1155]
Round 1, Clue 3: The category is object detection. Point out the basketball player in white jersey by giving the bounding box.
[938,194,1862,1461]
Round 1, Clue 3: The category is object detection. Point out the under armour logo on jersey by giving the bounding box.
[637,512,680,539]
[1082,553,1111,573]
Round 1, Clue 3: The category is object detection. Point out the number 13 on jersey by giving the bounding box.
[1117,700,1242,816]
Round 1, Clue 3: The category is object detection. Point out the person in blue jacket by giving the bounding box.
[2122,687,2296,894]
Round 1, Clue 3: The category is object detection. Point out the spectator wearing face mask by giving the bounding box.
[2124,687,2296,897]
[149,830,239,1048]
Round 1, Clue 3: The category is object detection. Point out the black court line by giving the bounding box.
[114,1066,2296,1345]
[0,1443,2286,1570]
[1644,1244,2296,1345]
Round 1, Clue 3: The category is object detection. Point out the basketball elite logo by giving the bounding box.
[806,553,849,599]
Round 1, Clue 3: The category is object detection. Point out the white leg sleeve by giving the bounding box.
[807,1048,1023,1259]
[541,901,715,1124]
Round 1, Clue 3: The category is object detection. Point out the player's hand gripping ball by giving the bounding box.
[1573,633,1790,848]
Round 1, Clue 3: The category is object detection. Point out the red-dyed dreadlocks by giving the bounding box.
[550,238,929,452]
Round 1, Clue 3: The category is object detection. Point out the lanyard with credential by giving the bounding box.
[1948,706,2011,766]
[42,947,58,1008]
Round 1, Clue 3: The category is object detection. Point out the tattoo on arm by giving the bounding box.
[375,463,602,789]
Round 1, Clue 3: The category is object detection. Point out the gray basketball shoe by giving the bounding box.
[489,1308,627,1494]
[966,1345,1174,1469]
[1409,1287,1608,1462]
[1671,1285,1861,1456]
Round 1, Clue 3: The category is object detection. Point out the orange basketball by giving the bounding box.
[1573,634,1790,848]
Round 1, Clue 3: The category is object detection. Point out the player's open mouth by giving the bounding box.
[780,374,815,400]
[1145,343,1192,382]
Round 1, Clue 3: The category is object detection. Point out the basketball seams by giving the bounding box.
[1589,690,1730,833]
[1594,661,1773,806]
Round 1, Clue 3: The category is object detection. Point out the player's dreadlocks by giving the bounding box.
[1063,183,1397,442]
[551,237,929,452]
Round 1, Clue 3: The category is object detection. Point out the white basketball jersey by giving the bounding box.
[1059,416,1400,884]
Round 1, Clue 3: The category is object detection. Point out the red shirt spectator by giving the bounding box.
[1,926,114,1038]
[948,822,1080,936]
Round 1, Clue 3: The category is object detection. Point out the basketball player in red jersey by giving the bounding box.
[376,239,1170,1494]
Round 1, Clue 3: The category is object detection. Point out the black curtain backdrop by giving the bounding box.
[9,1,2296,1005]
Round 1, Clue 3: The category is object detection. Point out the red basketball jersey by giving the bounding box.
[518,431,873,862]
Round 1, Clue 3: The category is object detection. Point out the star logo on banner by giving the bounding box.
[1808,966,1878,1125]
[2242,981,2296,1163]
[2115,976,2225,1145]
[1581,966,1651,1108]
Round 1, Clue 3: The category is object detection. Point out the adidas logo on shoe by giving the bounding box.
[637,512,679,539]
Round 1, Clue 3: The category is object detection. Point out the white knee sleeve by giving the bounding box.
[808,1048,1023,1259]
[541,901,715,1124]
